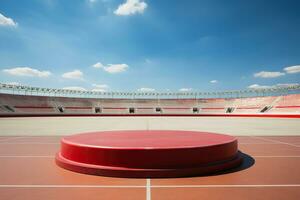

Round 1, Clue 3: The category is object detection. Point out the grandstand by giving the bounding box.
[0,83,300,116]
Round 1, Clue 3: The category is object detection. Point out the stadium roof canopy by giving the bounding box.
[0,83,299,99]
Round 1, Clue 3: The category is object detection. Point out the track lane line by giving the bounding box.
[0,142,59,145]
[150,184,300,188]
[146,179,151,200]
[0,184,300,188]
[0,185,145,188]
[0,137,29,142]
[0,156,55,158]
[251,136,300,148]
[239,143,287,144]
[253,156,300,158]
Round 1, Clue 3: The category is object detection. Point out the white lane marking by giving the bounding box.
[0,137,29,142]
[251,136,300,148]
[239,143,285,144]
[0,142,59,144]
[151,184,300,188]
[253,156,300,158]
[146,179,151,200]
[0,185,144,188]
[0,156,55,158]
[0,184,299,188]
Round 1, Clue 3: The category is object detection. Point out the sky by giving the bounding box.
[0,0,300,92]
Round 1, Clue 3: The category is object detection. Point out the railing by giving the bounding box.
[0,83,300,99]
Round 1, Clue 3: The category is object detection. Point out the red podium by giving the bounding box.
[56,130,242,178]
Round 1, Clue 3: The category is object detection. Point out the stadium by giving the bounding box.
[1,0,300,199]
[1,83,300,117]
[1,83,300,199]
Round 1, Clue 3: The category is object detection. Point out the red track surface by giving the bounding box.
[56,131,241,178]
[0,135,300,199]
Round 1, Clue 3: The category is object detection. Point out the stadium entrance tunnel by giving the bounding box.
[226,107,235,113]
[94,107,101,113]
[193,107,199,113]
[57,106,64,113]
[2,105,15,112]
[55,130,248,178]
[155,107,162,113]
[129,107,135,114]
[260,106,272,113]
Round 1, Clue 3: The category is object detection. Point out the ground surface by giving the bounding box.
[0,117,300,200]
[0,116,300,136]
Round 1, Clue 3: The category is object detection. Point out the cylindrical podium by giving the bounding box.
[56,130,242,178]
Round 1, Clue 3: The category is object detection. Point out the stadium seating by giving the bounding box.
[269,94,300,113]
[232,96,276,113]
[0,94,56,114]
[0,93,300,116]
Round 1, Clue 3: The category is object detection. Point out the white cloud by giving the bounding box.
[248,83,299,89]
[62,70,83,80]
[284,65,300,74]
[92,88,107,92]
[114,0,147,16]
[92,84,109,89]
[254,71,285,78]
[276,83,300,87]
[0,13,17,27]
[179,88,192,92]
[138,87,155,92]
[248,84,271,89]
[88,0,97,3]
[3,67,51,77]
[92,62,129,73]
[92,84,109,92]
[210,80,218,84]
[104,64,129,73]
[92,62,105,68]
[63,86,86,91]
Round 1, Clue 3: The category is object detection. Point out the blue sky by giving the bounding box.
[0,0,300,92]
